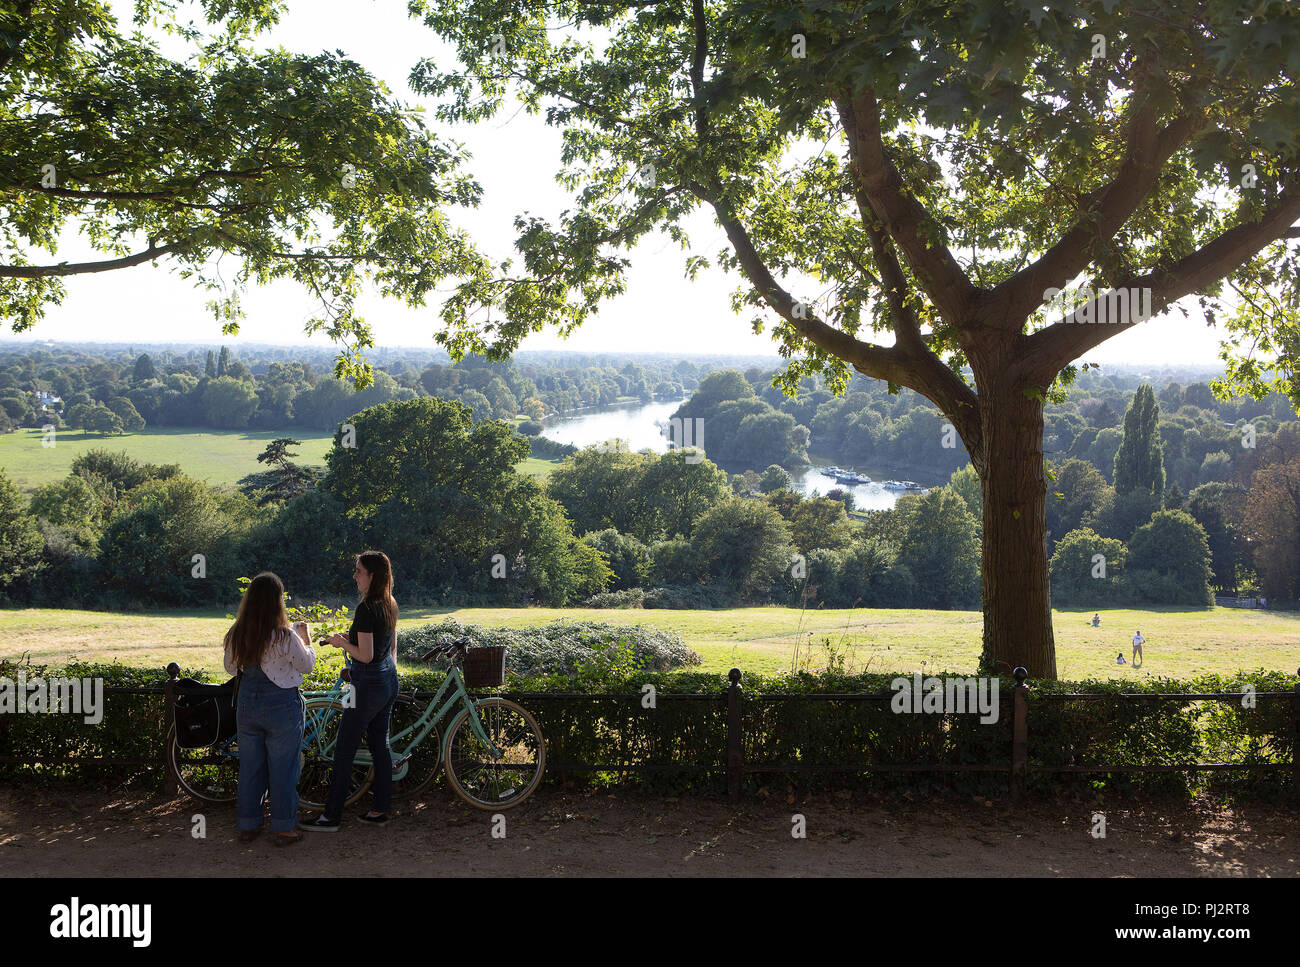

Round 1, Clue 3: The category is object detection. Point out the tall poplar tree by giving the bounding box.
[1113,384,1166,498]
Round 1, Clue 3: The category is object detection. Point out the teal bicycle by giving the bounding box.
[343,639,546,809]
[168,640,546,811]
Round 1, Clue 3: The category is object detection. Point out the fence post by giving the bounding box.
[1011,666,1028,806]
[1292,668,1300,805]
[162,662,179,798]
[726,667,743,805]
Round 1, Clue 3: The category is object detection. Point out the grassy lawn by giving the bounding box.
[0,426,337,491]
[4,604,1297,683]
[516,455,564,478]
[0,426,564,490]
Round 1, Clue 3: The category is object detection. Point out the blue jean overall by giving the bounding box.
[235,663,305,832]
[323,652,398,820]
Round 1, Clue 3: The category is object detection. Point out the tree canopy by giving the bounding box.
[405,0,1300,676]
[1,0,490,385]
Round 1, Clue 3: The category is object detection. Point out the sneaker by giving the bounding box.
[300,815,340,832]
[274,830,303,846]
[358,811,389,826]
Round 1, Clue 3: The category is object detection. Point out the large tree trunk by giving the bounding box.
[971,379,1057,679]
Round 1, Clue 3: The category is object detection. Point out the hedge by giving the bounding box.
[0,654,1293,801]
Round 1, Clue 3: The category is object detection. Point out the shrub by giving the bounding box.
[642,583,734,608]
[1125,509,1215,606]
[97,476,256,605]
[649,536,701,584]
[582,587,646,608]
[581,528,652,590]
[395,618,701,677]
[528,435,578,460]
[1050,527,1126,606]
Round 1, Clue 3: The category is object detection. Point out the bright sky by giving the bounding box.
[9,0,1232,368]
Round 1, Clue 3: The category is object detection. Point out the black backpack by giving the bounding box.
[173,676,240,749]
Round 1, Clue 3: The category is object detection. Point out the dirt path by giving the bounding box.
[2,786,1296,877]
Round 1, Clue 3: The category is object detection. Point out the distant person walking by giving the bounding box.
[1131,630,1145,667]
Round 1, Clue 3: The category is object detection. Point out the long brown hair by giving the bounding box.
[225,572,290,669]
[357,550,398,627]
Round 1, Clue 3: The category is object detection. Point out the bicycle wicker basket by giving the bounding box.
[462,645,507,688]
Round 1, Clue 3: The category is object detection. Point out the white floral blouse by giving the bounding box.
[224,627,316,688]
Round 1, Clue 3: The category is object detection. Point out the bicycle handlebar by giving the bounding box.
[418,638,471,664]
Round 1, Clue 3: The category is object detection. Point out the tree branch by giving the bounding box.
[834,88,977,324]
[17,164,278,204]
[997,103,1204,322]
[690,0,708,143]
[1021,185,1300,381]
[687,178,982,449]
[860,207,923,350]
[0,240,188,278]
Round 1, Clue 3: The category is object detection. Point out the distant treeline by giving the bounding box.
[3,350,1299,613]
[0,345,714,434]
[673,366,1298,489]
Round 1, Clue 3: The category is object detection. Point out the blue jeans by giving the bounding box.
[236,665,305,833]
[324,655,398,820]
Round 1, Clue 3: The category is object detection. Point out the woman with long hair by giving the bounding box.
[223,571,315,846]
[302,550,399,830]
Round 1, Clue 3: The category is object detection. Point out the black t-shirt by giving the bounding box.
[348,598,394,662]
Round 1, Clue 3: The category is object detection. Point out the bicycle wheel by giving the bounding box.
[444,698,545,809]
[388,694,441,800]
[167,725,239,804]
[298,698,373,810]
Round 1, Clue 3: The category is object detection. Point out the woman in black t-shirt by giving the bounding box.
[302,550,400,831]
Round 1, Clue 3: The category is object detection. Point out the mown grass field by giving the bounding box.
[0,426,562,490]
[4,604,1297,683]
[0,426,336,491]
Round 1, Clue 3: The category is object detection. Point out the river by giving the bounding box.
[541,398,923,511]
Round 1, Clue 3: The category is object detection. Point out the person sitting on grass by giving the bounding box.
[1116,652,1125,665]
[224,571,314,847]
[1091,613,1101,627]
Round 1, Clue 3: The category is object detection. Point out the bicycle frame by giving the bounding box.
[350,663,501,771]
[190,671,347,765]
[184,660,500,775]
